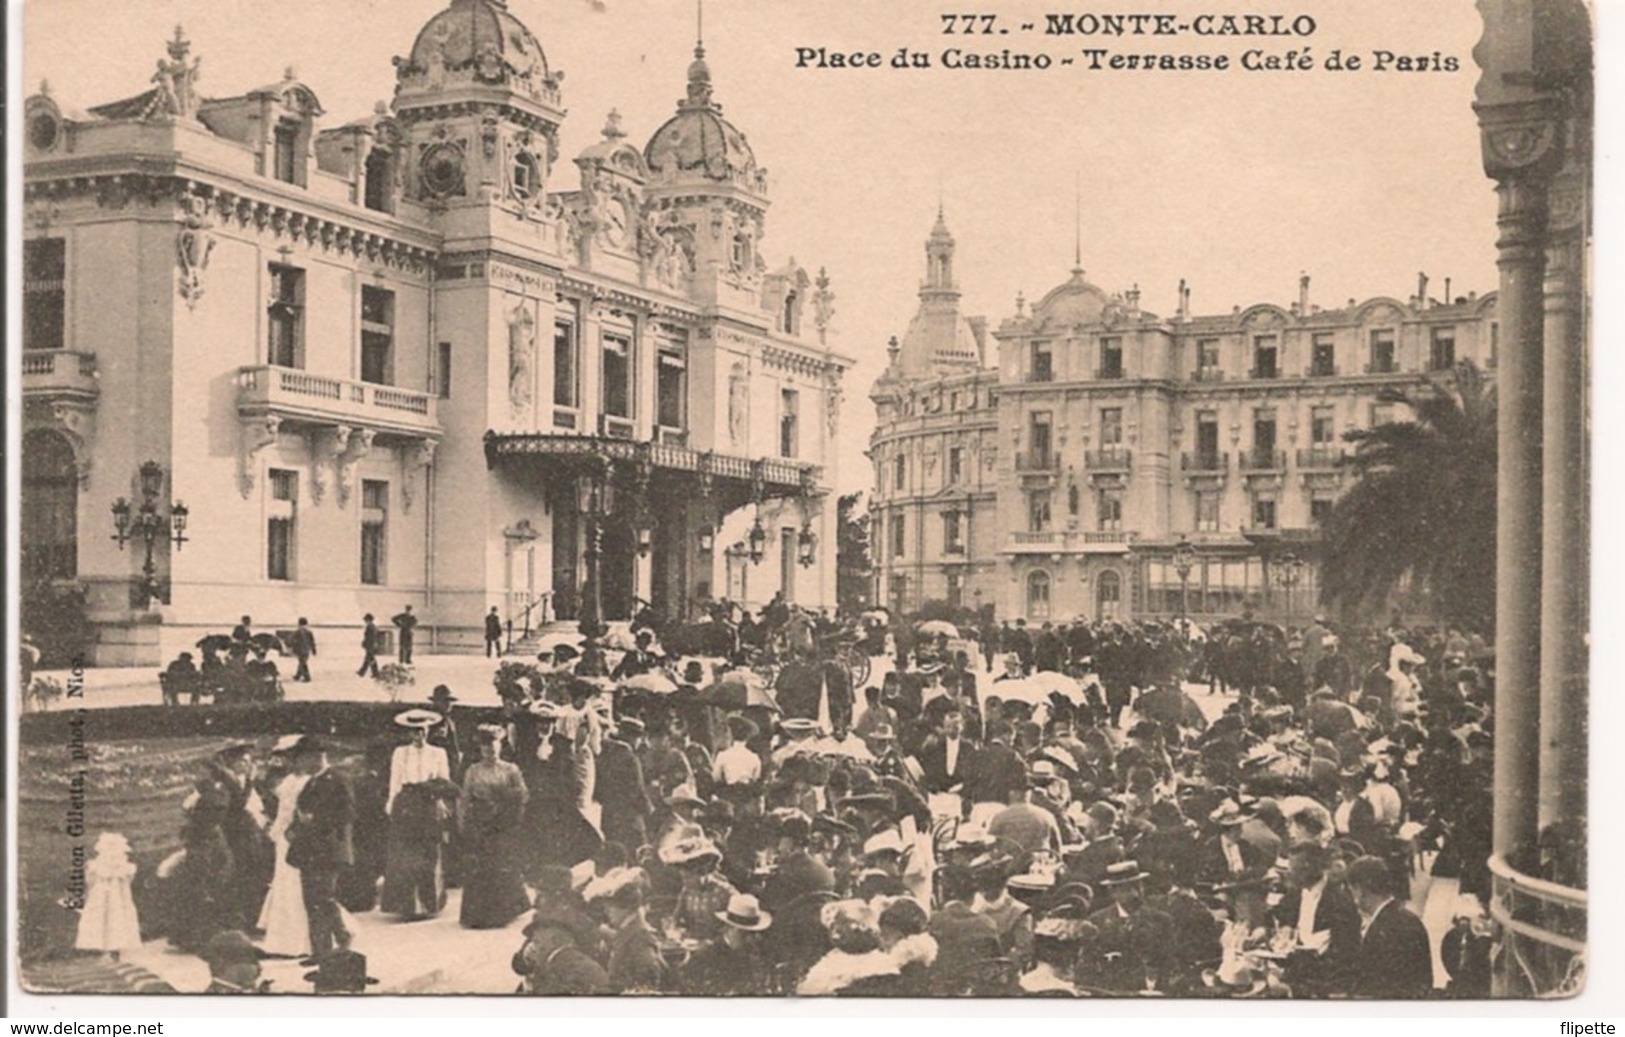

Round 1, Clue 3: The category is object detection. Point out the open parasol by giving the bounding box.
[698,671,781,712]
[1135,685,1209,732]
[916,620,959,638]
[248,632,285,655]
[623,671,678,694]
[195,634,235,652]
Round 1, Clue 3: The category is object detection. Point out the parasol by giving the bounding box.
[804,736,874,761]
[248,632,285,655]
[916,620,959,638]
[623,671,678,694]
[1136,685,1209,732]
[195,634,235,652]
[535,632,585,656]
[699,672,781,712]
[1028,670,1084,701]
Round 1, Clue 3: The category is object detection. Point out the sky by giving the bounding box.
[23,0,1498,496]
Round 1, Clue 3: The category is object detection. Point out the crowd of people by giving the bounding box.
[150,602,1499,997]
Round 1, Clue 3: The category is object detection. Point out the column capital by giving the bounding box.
[1474,96,1566,184]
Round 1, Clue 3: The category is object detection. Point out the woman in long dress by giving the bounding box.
[380,713,453,919]
[256,764,312,957]
[458,726,531,929]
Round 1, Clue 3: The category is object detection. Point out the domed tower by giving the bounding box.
[391,0,565,227]
[891,208,986,380]
[643,34,769,310]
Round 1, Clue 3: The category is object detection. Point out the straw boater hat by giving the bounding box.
[657,824,722,866]
[394,708,443,729]
[270,734,304,755]
[716,893,773,932]
[781,718,819,736]
[1100,860,1150,887]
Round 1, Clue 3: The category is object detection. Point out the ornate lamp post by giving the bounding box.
[110,460,189,608]
[1273,550,1305,624]
[747,516,767,565]
[797,522,817,568]
[575,461,614,639]
[1172,536,1196,629]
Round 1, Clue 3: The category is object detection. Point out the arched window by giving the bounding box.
[22,429,77,583]
[1096,569,1122,621]
[1026,569,1052,621]
[783,290,799,335]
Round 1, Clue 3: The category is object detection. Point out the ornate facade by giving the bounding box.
[869,213,1497,626]
[21,2,851,664]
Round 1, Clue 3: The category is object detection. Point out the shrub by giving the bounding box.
[373,662,415,703]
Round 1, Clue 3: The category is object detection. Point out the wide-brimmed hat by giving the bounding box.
[716,892,773,932]
[269,734,304,756]
[529,700,561,720]
[665,783,705,809]
[658,824,721,866]
[782,717,819,736]
[616,716,646,737]
[1100,860,1149,886]
[868,724,896,743]
[861,830,906,858]
[428,685,457,703]
[394,708,443,729]
[1208,800,1247,827]
[303,950,379,993]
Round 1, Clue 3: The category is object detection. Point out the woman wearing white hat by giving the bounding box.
[257,735,315,956]
[381,710,453,919]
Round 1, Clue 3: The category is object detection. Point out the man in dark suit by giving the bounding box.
[357,614,381,677]
[963,720,1027,811]
[287,736,355,959]
[915,707,976,796]
[1346,856,1433,998]
[484,607,504,658]
[596,718,654,854]
[1033,623,1063,673]
[1008,620,1034,675]
[1270,841,1360,997]
[290,617,317,682]
[391,605,418,664]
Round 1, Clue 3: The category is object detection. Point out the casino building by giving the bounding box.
[20,0,851,665]
[868,210,1497,626]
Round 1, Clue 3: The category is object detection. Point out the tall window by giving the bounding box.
[268,265,305,368]
[1311,406,1336,445]
[363,147,394,213]
[602,332,632,419]
[1096,571,1121,621]
[891,512,906,558]
[24,238,66,351]
[1251,495,1278,530]
[1099,407,1124,447]
[1252,335,1278,378]
[1196,412,1220,466]
[1031,341,1054,383]
[1027,570,1052,620]
[20,429,77,583]
[1430,326,1456,370]
[1311,496,1335,525]
[893,454,907,491]
[1369,328,1396,373]
[947,446,963,485]
[782,292,799,336]
[1097,488,1123,532]
[1252,410,1277,466]
[946,571,963,609]
[267,469,298,582]
[273,123,300,184]
[1029,411,1053,468]
[1028,490,1053,533]
[1195,490,1220,533]
[436,342,453,398]
[657,346,687,431]
[1310,333,1336,376]
[943,511,964,554]
[779,389,800,458]
[1099,336,1123,379]
[553,319,578,411]
[1196,338,1221,379]
[360,285,394,385]
[360,480,388,585]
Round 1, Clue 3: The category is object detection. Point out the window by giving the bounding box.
[779,389,799,458]
[1310,333,1336,376]
[890,573,910,615]
[1311,496,1335,525]
[268,265,304,368]
[1196,338,1221,380]
[891,512,906,558]
[360,285,394,385]
[950,391,961,411]
[658,346,687,431]
[511,152,541,203]
[363,147,394,213]
[1031,341,1054,383]
[602,332,632,419]
[782,291,799,336]
[24,238,66,351]
[436,342,452,398]
[948,446,963,485]
[1027,570,1052,621]
[1252,335,1278,378]
[1252,411,1277,467]
[1195,412,1220,466]
[893,454,907,491]
[946,571,963,609]
[1029,411,1053,468]
[1099,337,1123,379]
[273,123,300,184]
[21,429,77,583]
[1195,490,1220,533]
[1311,406,1336,445]
[1430,326,1456,370]
[1369,329,1396,373]
[267,469,297,582]
[731,233,750,271]
[1095,571,1121,621]
[1097,488,1123,532]
[553,319,578,409]
[1099,407,1124,446]
[1028,490,1053,533]
[1251,495,1277,530]
[943,511,964,554]
[360,480,388,585]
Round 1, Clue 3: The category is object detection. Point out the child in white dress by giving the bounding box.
[76,832,143,958]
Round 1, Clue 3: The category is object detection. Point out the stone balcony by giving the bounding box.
[22,349,99,402]
[236,365,441,439]
[1005,529,1139,555]
[1296,446,1346,470]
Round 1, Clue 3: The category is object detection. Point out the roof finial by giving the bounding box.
[697,0,704,48]
[685,0,713,106]
[1073,171,1083,274]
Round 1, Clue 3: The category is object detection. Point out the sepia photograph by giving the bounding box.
[9,0,1593,1004]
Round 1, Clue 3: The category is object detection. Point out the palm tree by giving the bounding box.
[1319,361,1497,632]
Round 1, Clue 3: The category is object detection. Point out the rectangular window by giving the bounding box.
[1196,338,1221,379]
[1311,333,1336,376]
[1311,496,1335,525]
[948,446,963,485]
[1031,341,1054,383]
[360,480,388,586]
[1099,407,1124,446]
[23,238,66,351]
[1252,335,1278,379]
[1195,490,1220,533]
[894,454,907,491]
[658,346,687,431]
[1430,326,1456,370]
[1029,411,1053,468]
[553,319,578,409]
[1097,489,1123,532]
[943,511,964,554]
[268,265,305,368]
[1369,329,1396,373]
[946,571,963,609]
[779,389,800,458]
[436,342,453,398]
[1099,337,1123,379]
[1029,490,1053,533]
[1311,406,1336,445]
[267,469,298,582]
[363,148,394,213]
[1251,496,1277,530]
[360,285,394,386]
[273,123,300,184]
[892,512,906,558]
[1253,411,1277,466]
[1196,413,1220,465]
[602,332,632,419]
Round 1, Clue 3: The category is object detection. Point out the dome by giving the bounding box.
[644,43,763,192]
[396,0,558,107]
[1032,267,1110,327]
[899,309,981,369]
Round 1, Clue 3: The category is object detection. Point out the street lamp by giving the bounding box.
[797,523,817,568]
[747,517,767,565]
[574,463,614,639]
[1273,550,1306,623]
[1172,536,1196,627]
[110,460,189,607]
[697,525,716,554]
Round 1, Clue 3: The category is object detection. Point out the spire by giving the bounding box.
[684,0,714,108]
[1072,171,1084,276]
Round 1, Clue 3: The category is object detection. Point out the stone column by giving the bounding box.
[1538,154,1589,867]
[1477,101,1561,862]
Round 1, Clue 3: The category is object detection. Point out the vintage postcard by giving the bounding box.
[9,0,1593,1008]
